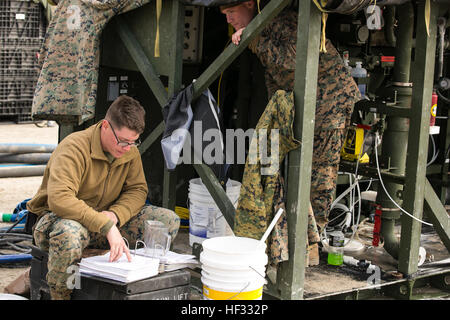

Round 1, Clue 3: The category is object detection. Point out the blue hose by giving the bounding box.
[0,254,32,264]
[0,224,25,231]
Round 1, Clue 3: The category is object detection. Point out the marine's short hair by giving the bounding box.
[105,95,146,134]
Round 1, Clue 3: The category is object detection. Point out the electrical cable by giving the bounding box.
[374,133,433,226]
[322,129,367,249]
[354,217,384,247]
[0,211,33,264]
[427,134,439,167]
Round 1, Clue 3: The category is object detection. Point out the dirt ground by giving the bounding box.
[0,121,59,294]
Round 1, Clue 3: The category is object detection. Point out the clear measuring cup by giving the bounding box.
[144,220,171,258]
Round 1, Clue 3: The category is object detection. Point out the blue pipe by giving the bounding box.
[0,254,32,263]
[0,224,25,231]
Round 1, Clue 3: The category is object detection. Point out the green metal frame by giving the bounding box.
[339,1,450,279]
[112,0,316,299]
[43,0,449,299]
[114,0,294,230]
[273,0,321,300]
[399,0,438,276]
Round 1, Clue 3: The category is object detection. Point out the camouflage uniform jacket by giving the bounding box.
[235,90,320,265]
[32,0,151,124]
[248,9,360,132]
[27,121,148,235]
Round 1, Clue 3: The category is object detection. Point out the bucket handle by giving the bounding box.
[224,266,267,300]
[226,282,251,300]
[248,265,267,282]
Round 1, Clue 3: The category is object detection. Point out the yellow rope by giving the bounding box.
[320,12,328,53]
[312,0,377,53]
[154,0,162,58]
[317,0,329,53]
[425,0,430,37]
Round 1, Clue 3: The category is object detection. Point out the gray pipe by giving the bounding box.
[0,165,46,178]
[376,2,414,261]
[0,153,51,164]
[380,215,399,259]
[384,6,396,47]
[0,144,56,154]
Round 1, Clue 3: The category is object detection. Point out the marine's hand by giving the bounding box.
[101,210,118,225]
[232,28,245,45]
[106,225,132,262]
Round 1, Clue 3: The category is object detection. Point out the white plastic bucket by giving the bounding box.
[188,178,240,246]
[200,236,267,300]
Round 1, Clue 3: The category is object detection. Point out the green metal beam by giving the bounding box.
[424,179,450,252]
[440,108,450,202]
[191,0,291,100]
[115,15,169,157]
[339,161,406,185]
[114,16,168,108]
[355,100,412,118]
[115,4,235,216]
[278,0,322,300]
[188,0,292,228]
[138,120,165,155]
[163,0,185,210]
[167,0,184,97]
[192,162,236,228]
[398,0,438,276]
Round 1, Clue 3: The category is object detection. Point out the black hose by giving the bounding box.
[437,89,450,105]
[1,212,29,235]
[0,213,34,262]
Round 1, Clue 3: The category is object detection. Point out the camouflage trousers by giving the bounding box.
[310,128,346,230]
[33,205,180,300]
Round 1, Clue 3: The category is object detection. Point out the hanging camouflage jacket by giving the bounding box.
[32,0,151,124]
[248,8,361,132]
[234,90,320,266]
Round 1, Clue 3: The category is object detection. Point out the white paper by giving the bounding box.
[79,252,159,283]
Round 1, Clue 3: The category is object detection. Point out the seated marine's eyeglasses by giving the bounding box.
[109,121,141,147]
